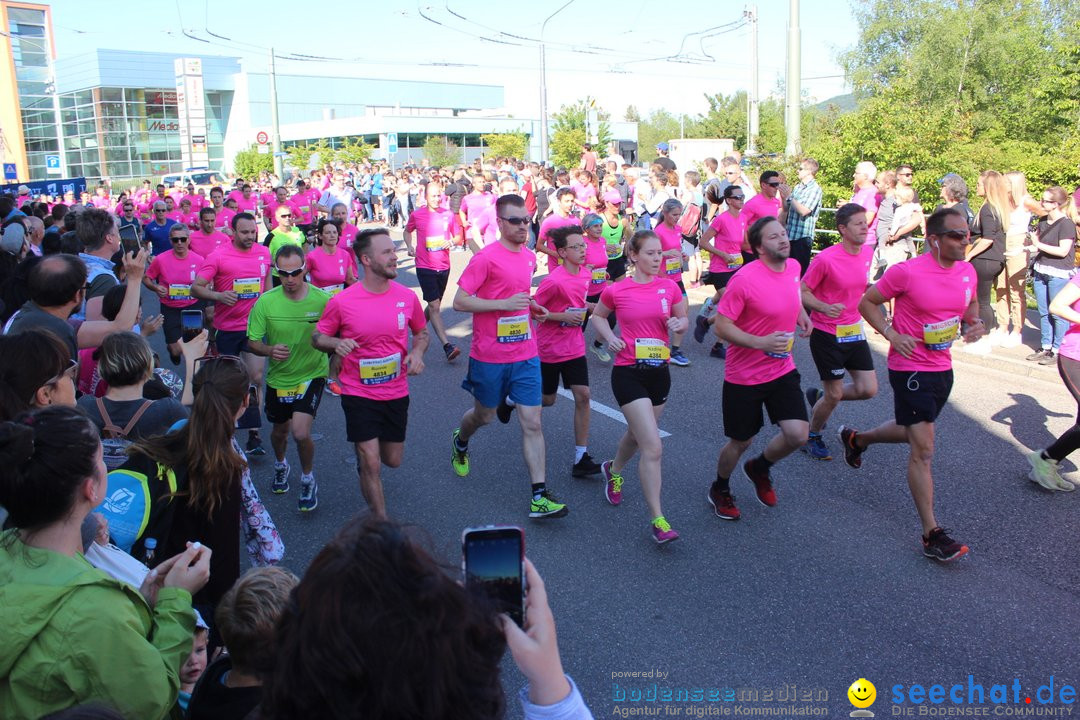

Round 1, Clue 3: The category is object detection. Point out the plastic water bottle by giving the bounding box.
[143,538,157,568]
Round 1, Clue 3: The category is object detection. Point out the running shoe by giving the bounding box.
[496,398,514,424]
[572,452,603,478]
[444,343,461,362]
[529,489,569,519]
[670,349,691,367]
[837,425,864,469]
[1039,350,1057,366]
[1026,450,1074,491]
[921,527,969,562]
[298,480,318,512]
[651,516,680,544]
[591,343,612,362]
[707,486,741,521]
[602,460,623,505]
[694,314,709,343]
[709,343,726,359]
[245,433,266,456]
[742,459,777,507]
[271,462,290,494]
[451,429,470,477]
[1026,348,1051,362]
[326,379,343,396]
[801,432,832,461]
[805,387,823,416]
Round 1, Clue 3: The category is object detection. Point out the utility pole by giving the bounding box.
[539,0,575,164]
[745,5,759,155]
[785,0,802,156]
[269,47,283,180]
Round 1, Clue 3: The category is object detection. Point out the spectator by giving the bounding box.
[963,170,1011,355]
[996,171,1037,346]
[779,157,824,275]
[0,405,211,720]
[936,173,976,228]
[75,208,122,320]
[178,617,210,715]
[0,328,75,421]
[1026,186,1078,364]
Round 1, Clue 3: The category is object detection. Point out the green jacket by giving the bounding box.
[0,530,195,720]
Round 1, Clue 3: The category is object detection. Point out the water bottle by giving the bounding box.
[143,538,157,568]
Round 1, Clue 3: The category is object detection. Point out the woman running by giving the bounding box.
[652,198,690,366]
[696,184,748,359]
[306,218,358,296]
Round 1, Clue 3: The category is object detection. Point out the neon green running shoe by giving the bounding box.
[451,429,470,477]
[529,489,568,519]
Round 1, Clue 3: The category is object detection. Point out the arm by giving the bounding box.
[405,327,430,376]
[589,299,623,352]
[143,272,168,299]
[667,296,689,335]
[191,275,229,304]
[893,207,924,240]
[858,284,916,358]
[452,287,529,314]
[468,224,485,254]
[1050,282,1080,325]
[179,330,209,406]
[312,329,357,359]
[246,337,290,361]
[699,226,723,257]
[800,281,843,317]
[1033,225,1073,257]
[402,226,416,256]
[76,251,148,348]
[714,313,787,352]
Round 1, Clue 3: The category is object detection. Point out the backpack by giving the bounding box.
[97,397,153,471]
[678,201,703,241]
[97,451,183,557]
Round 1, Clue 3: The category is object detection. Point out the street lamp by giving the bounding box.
[538,0,575,164]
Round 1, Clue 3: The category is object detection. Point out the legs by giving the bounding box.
[516,404,547,487]
[570,384,591,447]
[1034,274,1054,350]
[809,371,878,433]
[425,299,450,347]
[904,422,938,535]
[354,438,404,520]
[615,398,667,519]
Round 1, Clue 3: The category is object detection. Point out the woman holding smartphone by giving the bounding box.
[590,230,688,544]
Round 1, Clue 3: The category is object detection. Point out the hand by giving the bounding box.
[563,309,585,326]
[270,344,291,361]
[963,319,986,343]
[141,314,164,337]
[797,313,813,337]
[179,329,209,360]
[217,290,239,306]
[91,512,110,546]
[123,248,149,282]
[162,541,212,596]
[530,302,549,323]
[608,337,627,354]
[758,331,793,354]
[886,328,918,358]
[335,338,358,359]
[405,349,425,376]
[823,303,845,319]
[155,284,168,298]
[667,316,688,334]
[502,292,532,312]
[406,247,416,257]
[502,558,571,707]
[778,183,792,199]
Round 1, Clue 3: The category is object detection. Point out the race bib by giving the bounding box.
[665,256,683,276]
[835,322,865,343]
[359,353,401,385]
[497,314,531,344]
[321,283,345,296]
[233,277,261,300]
[634,338,670,367]
[727,254,744,271]
[168,284,191,301]
[590,267,607,286]
[765,332,795,359]
[606,241,624,260]
[277,380,311,403]
[561,307,586,328]
[425,234,449,252]
[923,317,959,351]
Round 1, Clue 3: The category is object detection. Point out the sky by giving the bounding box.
[48,0,859,123]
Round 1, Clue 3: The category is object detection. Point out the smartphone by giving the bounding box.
[118,223,141,254]
[462,525,525,626]
[180,309,203,342]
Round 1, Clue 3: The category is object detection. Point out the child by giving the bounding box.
[178,615,210,714]
[882,185,919,269]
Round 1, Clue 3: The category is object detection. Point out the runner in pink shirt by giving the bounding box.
[469,178,519,251]
[591,230,688,544]
[538,188,579,271]
[711,216,811,522]
[403,181,464,362]
[313,228,429,519]
[330,202,359,246]
[306,220,357,295]
[571,171,598,215]
[188,207,229,258]
[740,171,784,258]
[695,185,749,359]
[449,193,569,521]
[291,182,315,231]
[652,199,691,366]
[532,224,602,479]
[459,174,495,232]
[842,206,984,562]
[799,203,878,461]
[233,183,259,215]
[263,186,300,233]
[208,187,236,236]
[143,222,205,364]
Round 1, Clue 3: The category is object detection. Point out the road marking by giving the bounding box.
[556,388,672,438]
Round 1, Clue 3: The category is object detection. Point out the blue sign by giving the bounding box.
[387,132,398,154]
[3,163,15,181]
[45,155,61,174]
[2,177,87,200]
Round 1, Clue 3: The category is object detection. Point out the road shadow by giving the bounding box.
[991,392,1075,470]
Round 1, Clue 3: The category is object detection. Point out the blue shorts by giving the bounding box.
[461,356,542,409]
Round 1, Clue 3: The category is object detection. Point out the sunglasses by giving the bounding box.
[499,216,531,226]
[171,236,189,243]
[195,354,244,371]
[275,265,306,278]
[765,181,781,187]
[46,359,78,386]
[728,195,745,201]
[278,214,293,219]
[937,230,969,241]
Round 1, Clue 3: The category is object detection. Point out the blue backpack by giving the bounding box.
[97,452,184,560]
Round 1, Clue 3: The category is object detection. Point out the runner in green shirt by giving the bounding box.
[247,244,330,511]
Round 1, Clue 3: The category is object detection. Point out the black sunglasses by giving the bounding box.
[765,181,781,187]
[728,195,745,201]
[937,230,969,241]
[275,265,306,278]
[195,354,243,371]
[171,236,189,243]
[499,216,530,226]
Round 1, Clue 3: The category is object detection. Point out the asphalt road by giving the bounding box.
[145,236,1080,717]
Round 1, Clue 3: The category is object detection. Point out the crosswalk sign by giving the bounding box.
[3,163,16,181]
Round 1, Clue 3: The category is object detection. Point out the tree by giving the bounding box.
[549,99,613,168]
[624,105,641,123]
[232,144,273,179]
[481,131,529,161]
[284,139,330,172]
[423,136,461,168]
[333,138,374,166]
[637,109,680,160]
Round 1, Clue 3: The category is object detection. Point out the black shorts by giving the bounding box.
[215,329,249,356]
[342,394,410,443]
[265,377,326,425]
[808,328,875,382]
[541,356,589,395]
[707,270,735,292]
[722,369,808,441]
[611,364,671,407]
[889,369,953,426]
[160,302,204,345]
[607,255,627,281]
[416,267,450,303]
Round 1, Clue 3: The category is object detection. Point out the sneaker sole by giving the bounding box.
[299,500,318,512]
[445,347,461,362]
[271,485,289,494]
[653,532,680,544]
[837,427,863,469]
[741,463,776,508]
[529,506,569,519]
[572,468,602,478]
[707,492,740,521]
[923,545,969,562]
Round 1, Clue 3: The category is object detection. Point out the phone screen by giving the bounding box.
[463,526,525,626]
[180,310,203,342]
[118,223,141,254]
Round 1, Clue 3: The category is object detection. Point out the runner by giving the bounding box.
[330,202,359,248]
[527,224,603,478]
[188,207,228,259]
[402,181,463,362]
[579,212,610,337]
[246,245,330,511]
[312,228,428,519]
[739,171,783,264]
[590,192,631,362]
[840,207,984,562]
[191,212,273,455]
[143,223,205,365]
[695,185,748,359]
[266,205,306,285]
[590,230,687,544]
[799,203,878,460]
[708,217,811,522]
[449,193,568,520]
[306,218,358,296]
[208,187,236,236]
[653,199,691,366]
[537,187,579,271]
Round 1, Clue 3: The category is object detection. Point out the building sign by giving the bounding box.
[148,120,181,133]
[174,57,209,168]
[146,91,178,105]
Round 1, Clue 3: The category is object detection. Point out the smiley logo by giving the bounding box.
[848,678,876,709]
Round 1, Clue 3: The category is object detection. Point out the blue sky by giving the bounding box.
[48,0,858,120]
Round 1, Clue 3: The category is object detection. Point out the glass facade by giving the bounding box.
[58,86,232,182]
[8,6,59,181]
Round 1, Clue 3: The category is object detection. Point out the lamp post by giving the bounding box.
[538,0,575,164]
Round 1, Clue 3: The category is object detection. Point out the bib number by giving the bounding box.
[923,317,959,351]
[590,267,607,286]
[359,353,401,385]
[665,256,682,276]
[233,277,261,300]
[277,381,311,403]
[726,254,744,272]
[835,322,865,343]
[321,283,345,296]
[561,307,586,328]
[634,338,669,367]
[168,284,191,301]
[765,332,795,359]
[497,314,531,344]
[425,234,449,252]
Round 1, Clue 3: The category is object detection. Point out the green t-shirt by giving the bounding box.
[267,228,306,275]
[247,284,330,389]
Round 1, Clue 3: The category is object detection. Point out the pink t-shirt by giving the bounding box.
[90,196,111,209]
[457,242,539,363]
[315,281,426,400]
[802,243,874,335]
[598,275,681,367]
[197,243,272,331]
[740,194,782,253]
[461,192,495,226]
[572,182,596,214]
[259,191,275,208]
[265,199,301,225]
[473,205,500,248]
[338,222,359,247]
[534,265,590,364]
[306,245,357,293]
[1058,274,1080,362]
[213,207,236,232]
[165,210,184,225]
[539,213,579,271]
[405,206,460,272]
[234,194,258,214]
[584,236,609,296]
[707,211,748,273]
[716,258,802,385]
[850,186,879,246]
[875,252,976,372]
[147,249,205,309]
[653,222,684,280]
[183,194,205,211]
[189,230,229,259]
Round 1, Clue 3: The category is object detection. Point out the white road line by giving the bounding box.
[556,388,672,438]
